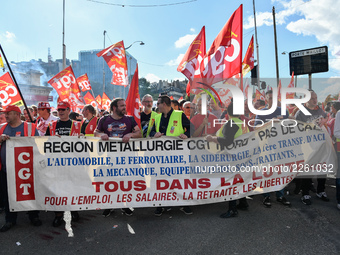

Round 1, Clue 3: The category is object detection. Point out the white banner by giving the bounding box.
[6,121,337,211]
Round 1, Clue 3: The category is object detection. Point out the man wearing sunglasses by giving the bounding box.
[45,101,81,227]
[150,95,193,216]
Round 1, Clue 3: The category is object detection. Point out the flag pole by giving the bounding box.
[0,44,33,122]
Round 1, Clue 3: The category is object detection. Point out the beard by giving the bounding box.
[116,109,125,117]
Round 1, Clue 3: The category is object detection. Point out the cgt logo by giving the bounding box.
[14,147,35,201]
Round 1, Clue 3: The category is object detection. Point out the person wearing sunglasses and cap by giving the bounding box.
[45,101,81,227]
[0,105,42,232]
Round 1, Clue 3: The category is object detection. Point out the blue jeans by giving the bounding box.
[263,189,284,198]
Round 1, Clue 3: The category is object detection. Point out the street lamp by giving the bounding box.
[125,41,145,50]
[103,30,106,94]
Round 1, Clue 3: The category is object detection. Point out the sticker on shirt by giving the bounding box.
[173,120,178,127]
[16,131,21,137]
[170,126,175,134]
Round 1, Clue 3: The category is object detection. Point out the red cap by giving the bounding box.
[38,102,51,109]
[57,101,70,110]
[0,105,21,113]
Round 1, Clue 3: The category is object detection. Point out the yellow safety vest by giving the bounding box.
[155,110,184,136]
[144,111,159,138]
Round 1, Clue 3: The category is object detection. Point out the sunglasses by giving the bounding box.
[57,109,66,112]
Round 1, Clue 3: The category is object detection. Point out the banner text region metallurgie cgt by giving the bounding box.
[6,122,337,212]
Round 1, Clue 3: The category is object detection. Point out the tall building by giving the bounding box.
[72,50,137,100]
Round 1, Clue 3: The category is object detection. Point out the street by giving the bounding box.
[1,178,339,255]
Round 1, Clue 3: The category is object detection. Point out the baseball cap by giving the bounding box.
[38,102,51,109]
[0,105,21,113]
[57,101,70,110]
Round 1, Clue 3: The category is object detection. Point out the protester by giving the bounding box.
[254,90,291,207]
[45,101,81,227]
[182,101,191,119]
[0,105,42,232]
[94,98,142,217]
[31,105,38,119]
[141,94,159,138]
[332,102,340,210]
[295,90,329,205]
[69,111,82,121]
[23,107,35,123]
[209,97,222,118]
[171,99,180,110]
[0,111,6,124]
[81,104,98,136]
[36,102,58,136]
[206,100,250,218]
[192,97,220,137]
[150,95,193,216]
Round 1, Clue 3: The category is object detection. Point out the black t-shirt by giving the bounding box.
[45,119,73,136]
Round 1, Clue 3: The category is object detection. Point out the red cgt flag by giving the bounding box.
[83,92,98,109]
[97,40,128,87]
[101,92,111,111]
[177,26,206,82]
[95,95,102,109]
[201,4,243,85]
[126,64,141,129]
[177,26,206,96]
[0,72,24,107]
[242,35,254,76]
[76,74,92,92]
[48,66,80,102]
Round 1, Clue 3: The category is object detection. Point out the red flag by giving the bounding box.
[126,65,141,129]
[286,72,295,99]
[101,92,111,111]
[97,40,128,87]
[0,72,24,107]
[170,96,174,100]
[201,5,243,84]
[48,66,78,101]
[83,92,98,109]
[76,74,92,92]
[179,96,183,101]
[255,89,265,102]
[177,26,206,82]
[95,95,102,109]
[242,35,254,76]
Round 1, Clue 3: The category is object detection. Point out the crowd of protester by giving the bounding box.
[0,89,339,232]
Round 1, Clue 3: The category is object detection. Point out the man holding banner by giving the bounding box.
[295,90,329,205]
[45,101,81,227]
[94,98,142,217]
[150,95,193,216]
[0,105,41,232]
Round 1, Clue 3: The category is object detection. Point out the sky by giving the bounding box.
[1,0,340,101]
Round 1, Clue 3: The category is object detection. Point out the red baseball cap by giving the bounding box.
[57,101,70,110]
[38,102,51,109]
[0,105,21,113]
